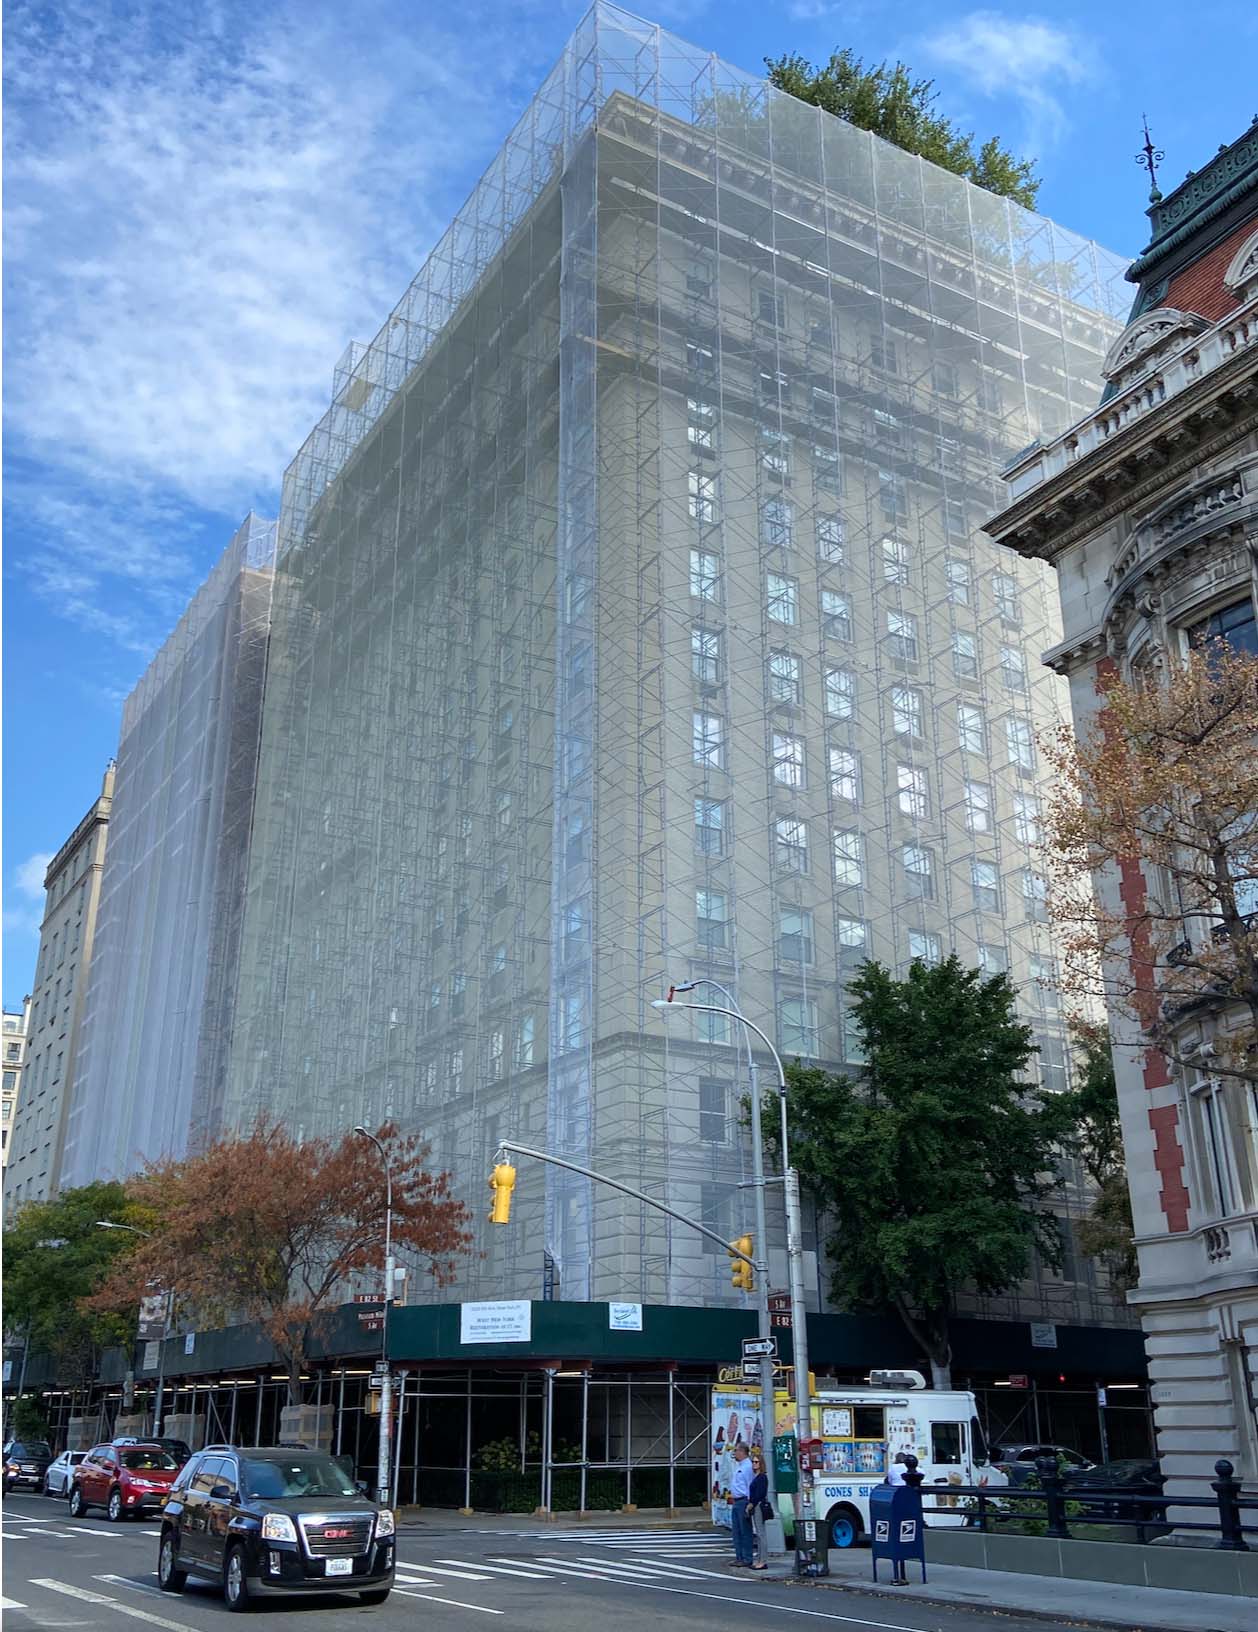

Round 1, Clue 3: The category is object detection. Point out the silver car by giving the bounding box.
[43,1451,86,1496]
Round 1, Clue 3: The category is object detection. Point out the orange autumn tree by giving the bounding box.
[90,1119,472,1405]
[1043,641,1258,1088]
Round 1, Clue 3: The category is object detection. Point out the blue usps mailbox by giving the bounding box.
[869,1481,926,1585]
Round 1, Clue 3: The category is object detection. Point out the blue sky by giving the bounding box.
[4,0,1256,1003]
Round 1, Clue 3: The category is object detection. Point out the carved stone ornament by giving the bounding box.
[1222,227,1258,301]
[1100,306,1209,385]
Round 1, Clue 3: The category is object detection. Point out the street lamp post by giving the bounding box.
[665,979,784,1557]
[652,995,823,1576]
[95,1222,168,1438]
[354,1127,394,1508]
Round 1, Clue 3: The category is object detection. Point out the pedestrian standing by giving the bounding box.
[747,1448,770,1571]
[728,1442,754,1567]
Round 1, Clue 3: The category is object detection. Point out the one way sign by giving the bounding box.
[742,1337,778,1360]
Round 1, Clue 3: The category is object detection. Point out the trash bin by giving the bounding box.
[869,1482,926,1585]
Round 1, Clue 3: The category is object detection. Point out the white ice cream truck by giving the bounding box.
[711,1368,1006,1550]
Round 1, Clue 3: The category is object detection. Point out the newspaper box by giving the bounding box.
[869,1483,926,1585]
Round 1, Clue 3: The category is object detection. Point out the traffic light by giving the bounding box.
[729,1234,754,1292]
[488,1162,516,1224]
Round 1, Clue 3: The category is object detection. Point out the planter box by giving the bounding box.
[925,1525,1258,1597]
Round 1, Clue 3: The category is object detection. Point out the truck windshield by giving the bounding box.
[970,1415,989,1465]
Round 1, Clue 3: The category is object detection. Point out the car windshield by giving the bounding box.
[240,1455,359,1500]
[11,1442,52,1459]
[123,1450,179,1471]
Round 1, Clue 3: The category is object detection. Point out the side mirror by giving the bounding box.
[210,1482,234,1500]
[355,1480,369,1497]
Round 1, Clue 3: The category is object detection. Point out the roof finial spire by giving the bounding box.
[1136,114,1164,204]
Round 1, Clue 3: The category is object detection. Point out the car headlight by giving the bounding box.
[374,1509,395,1538]
[261,1513,298,1543]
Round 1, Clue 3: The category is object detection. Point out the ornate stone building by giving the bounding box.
[986,122,1258,1496]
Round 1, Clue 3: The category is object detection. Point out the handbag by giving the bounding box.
[760,1501,774,1520]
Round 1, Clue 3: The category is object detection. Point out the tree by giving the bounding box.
[1043,642,1258,1089]
[765,49,1039,206]
[784,957,1070,1387]
[1059,1023,1137,1291]
[2,1181,144,1390]
[90,1120,472,1406]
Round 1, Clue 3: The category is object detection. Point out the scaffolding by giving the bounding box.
[216,4,1132,1324]
[61,515,275,1183]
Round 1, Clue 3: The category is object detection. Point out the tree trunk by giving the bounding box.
[928,1357,952,1390]
[892,1295,953,1389]
[285,1354,303,1411]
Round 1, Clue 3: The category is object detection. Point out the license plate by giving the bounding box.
[325,1558,353,1576]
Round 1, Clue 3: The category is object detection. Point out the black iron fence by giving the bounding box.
[929,1457,1255,1550]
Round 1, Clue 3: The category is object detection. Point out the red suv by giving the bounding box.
[69,1442,182,1521]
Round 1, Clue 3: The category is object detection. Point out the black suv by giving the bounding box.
[4,1439,54,1493]
[157,1444,394,1611]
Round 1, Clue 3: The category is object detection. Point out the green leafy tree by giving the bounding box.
[1060,1023,1138,1291]
[2,1182,145,1389]
[784,957,1071,1386]
[765,49,1039,207]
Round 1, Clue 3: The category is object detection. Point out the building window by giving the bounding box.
[1021,870,1049,923]
[767,573,799,625]
[828,746,860,803]
[700,1181,735,1250]
[1007,716,1036,771]
[1030,954,1060,1009]
[1191,597,1258,656]
[761,431,792,479]
[768,650,803,705]
[697,889,730,953]
[690,549,721,602]
[488,1029,505,1080]
[687,397,716,450]
[977,373,1003,414]
[686,260,713,299]
[822,590,853,641]
[902,844,934,899]
[956,703,985,755]
[760,368,792,404]
[871,334,898,373]
[562,899,586,961]
[891,685,922,738]
[774,817,809,872]
[450,971,467,1017]
[450,1046,464,1092]
[812,441,841,487]
[897,765,929,820]
[979,942,1008,976]
[695,797,726,856]
[874,408,904,447]
[697,1008,732,1047]
[691,626,722,684]
[964,780,992,834]
[816,514,845,564]
[887,610,918,662]
[882,536,910,585]
[933,360,959,398]
[952,631,978,679]
[825,667,856,719]
[944,497,967,537]
[1191,1077,1241,1216]
[693,711,726,769]
[993,573,1021,625]
[879,470,908,521]
[1038,1034,1067,1093]
[758,288,785,328]
[836,916,867,957]
[779,997,820,1057]
[686,340,715,374]
[1013,792,1042,846]
[761,495,795,550]
[946,557,971,605]
[842,1011,867,1063]
[972,860,1000,913]
[689,470,718,523]
[779,908,814,964]
[833,829,864,888]
[699,1078,728,1143]
[1000,644,1027,691]
[773,733,806,788]
[909,930,942,966]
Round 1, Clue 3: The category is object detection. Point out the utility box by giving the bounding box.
[870,1483,926,1585]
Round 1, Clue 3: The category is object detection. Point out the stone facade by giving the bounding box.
[985,121,1258,1498]
[2,998,31,1168]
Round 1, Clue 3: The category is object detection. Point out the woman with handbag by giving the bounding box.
[747,1448,771,1571]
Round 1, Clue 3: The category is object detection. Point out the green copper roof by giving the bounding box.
[1127,117,1258,283]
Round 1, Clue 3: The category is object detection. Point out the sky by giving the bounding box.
[4,0,1256,1003]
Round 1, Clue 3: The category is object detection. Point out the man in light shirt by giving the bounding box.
[728,1442,755,1566]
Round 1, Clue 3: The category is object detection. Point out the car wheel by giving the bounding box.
[43,1476,54,1497]
[224,1544,253,1613]
[358,1588,391,1605]
[828,1506,862,1549]
[158,1530,188,1593]
[107,1488,125,1522]
[68,1485,86,1518]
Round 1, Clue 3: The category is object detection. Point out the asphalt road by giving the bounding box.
[2,1491,1077,1631]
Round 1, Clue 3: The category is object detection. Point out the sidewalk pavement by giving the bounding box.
[395,1505,714,1531]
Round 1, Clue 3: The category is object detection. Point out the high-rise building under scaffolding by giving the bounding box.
[221,5,1131,1314]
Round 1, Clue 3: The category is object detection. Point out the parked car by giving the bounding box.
[157,1444,394,1611]
[991,1443,1093,1486]
[114,1434,192,1467]
[69,1441,182,1520]
[1061,1457,1166,1521]
[3,1439,54,1493]
[42,1450,87,1496]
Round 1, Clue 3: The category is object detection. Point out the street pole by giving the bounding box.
[652,996,822,1576]
[354,1128,394,1509]
[666,980,782,1555]
[95,1222,171,1442]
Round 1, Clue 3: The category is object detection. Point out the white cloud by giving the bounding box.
[783,1,843,20]
[922,12,1097,151]
[14,853,54,900]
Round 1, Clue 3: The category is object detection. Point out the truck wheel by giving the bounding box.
[827,1506,862,1549]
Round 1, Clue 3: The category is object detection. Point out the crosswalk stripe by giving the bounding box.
[402,1563,492,1581]
[433,1558,553,1579]
[0,1596,28,1610]
[572,1555,717,1580]
[31,1579,200,1632]
[393,1574,442,1586]
[487,1558,631,1584]
[393,1588,503,1614]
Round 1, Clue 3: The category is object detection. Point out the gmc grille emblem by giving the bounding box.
[323,1528,351,1539]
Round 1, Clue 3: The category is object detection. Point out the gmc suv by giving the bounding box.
[157,1444,394,1611]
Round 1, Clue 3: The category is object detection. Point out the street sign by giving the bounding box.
[1007,1373,1029,1389]
[371,1361,390,1378]
[742,1337,777,1360]
[741,1360,762,1382]
[768,1290,792,1329]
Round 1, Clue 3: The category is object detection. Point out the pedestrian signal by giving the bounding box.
[489,1162,516,1224]
[729,1234,755,1292]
